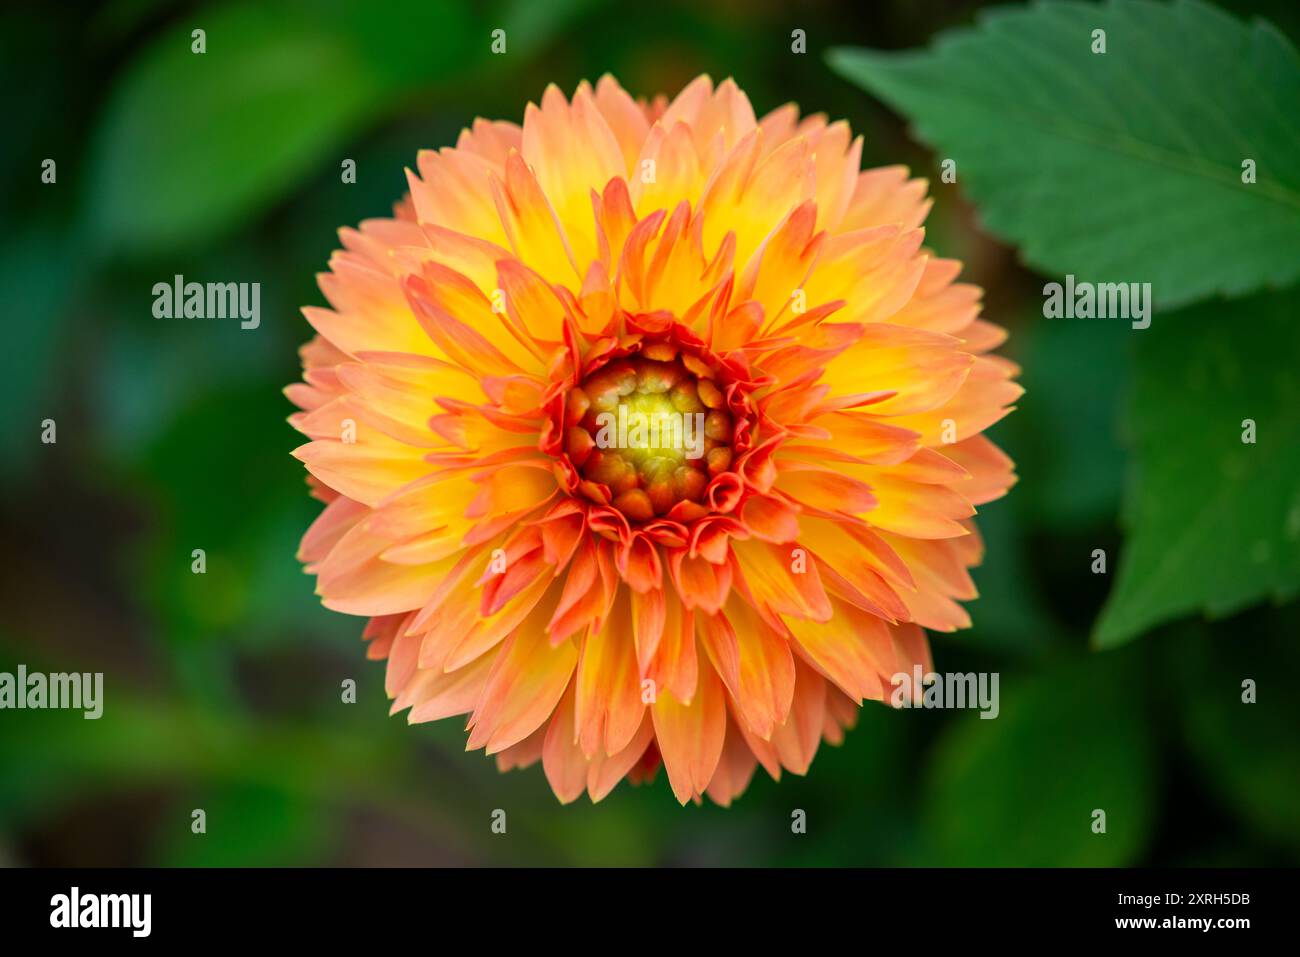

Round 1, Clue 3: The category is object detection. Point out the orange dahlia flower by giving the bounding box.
[288,75,1019,805]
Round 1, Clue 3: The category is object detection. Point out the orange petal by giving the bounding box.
[405,652,495,724]
[700,600,795,740]
[768,656,827,775]
[542,681,588,804]
[705,715,761,806]
[668,548,733,615]
[492,151,581,286]
[784,598,897,703]
[466,610,578,755]
[575,592,646,757]
[647,593,698,704]
[587,709,655,802]
[733,539,832,623]
[521,83,626,269]
[651,662,726,804]
[593,75,651,176]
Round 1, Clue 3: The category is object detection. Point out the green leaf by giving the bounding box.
[922,651,1155,865]
[87,0,496,256]
[828,0,1300,308]
[1095,290,1300,647]
[89,2,382,255]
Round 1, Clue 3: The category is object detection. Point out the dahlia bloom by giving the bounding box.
[288,75,1019,805]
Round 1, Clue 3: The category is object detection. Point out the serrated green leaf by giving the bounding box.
[1095,290,1300,647]
[829,0,1300,308]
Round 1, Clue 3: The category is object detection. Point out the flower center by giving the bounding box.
[565,353,735,521]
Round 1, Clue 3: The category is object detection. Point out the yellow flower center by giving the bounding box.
[565,354,735,520]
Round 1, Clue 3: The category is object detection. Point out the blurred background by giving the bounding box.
[2,0,1298,866]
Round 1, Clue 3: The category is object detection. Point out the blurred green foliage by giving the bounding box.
[1,0,1297,867]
